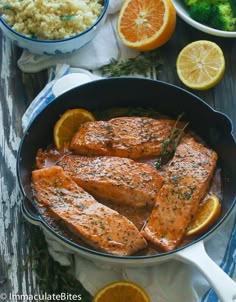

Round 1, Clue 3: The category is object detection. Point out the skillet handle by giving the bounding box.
[21,197,42,225]
[174,240,236,302]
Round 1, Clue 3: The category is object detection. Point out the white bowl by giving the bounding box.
[0,0,109,55]
[172,0,236,38]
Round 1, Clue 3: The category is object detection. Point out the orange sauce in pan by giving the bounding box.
[34,108,222,255]
[35,149,221,256]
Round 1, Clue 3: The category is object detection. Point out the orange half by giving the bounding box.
[117,0,176,51]
[92,280,151,302]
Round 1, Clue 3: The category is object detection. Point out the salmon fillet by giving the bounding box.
[32,166,147,256]
[57,155,163,208]
[70,117,184,159]
[141,136,218,251]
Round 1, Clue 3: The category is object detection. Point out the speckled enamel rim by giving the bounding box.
[17,77,236,261]
[0,0,109,43]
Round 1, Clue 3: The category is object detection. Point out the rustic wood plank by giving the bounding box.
[0,36,40,297]
[0,34,92,301]
[165,19,236,132]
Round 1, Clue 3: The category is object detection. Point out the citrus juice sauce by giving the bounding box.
[33,107,222,255]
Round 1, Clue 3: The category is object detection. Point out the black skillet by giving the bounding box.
[16,77,236,301]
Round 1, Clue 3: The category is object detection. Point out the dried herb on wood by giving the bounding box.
[100,50,162,77]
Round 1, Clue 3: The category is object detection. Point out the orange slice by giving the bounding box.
[92,280,151,302]
[53,108,95,149]
[117,0,176,51]
[186,194,221,236]
[176,40,225,90]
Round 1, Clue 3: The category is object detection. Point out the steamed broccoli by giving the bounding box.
[212,4,236,31]
[184,0,228,5]
[188,2,212,24]
[229,0,236,15]
[183,0,198,6]
[183,0,236,31]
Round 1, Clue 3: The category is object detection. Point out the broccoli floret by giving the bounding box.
[189,3,212,24]
[185,0,227,5]
[229,0,236,16]
[218,0,232,3]
[211,4,236,31]
[184,0,198,6]
[184,0,236,31]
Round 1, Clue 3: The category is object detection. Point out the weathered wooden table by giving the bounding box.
[0,17,236,301]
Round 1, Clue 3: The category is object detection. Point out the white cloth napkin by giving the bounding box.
[43,210,236,302]
[20,1,236,301]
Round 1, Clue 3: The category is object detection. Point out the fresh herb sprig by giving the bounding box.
[100,50,162,77]
[155,113,189,169]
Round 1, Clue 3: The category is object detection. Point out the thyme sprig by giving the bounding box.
[100,50,162,77]
[155,113,189,169]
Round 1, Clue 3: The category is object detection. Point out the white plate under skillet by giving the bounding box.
[172,0,236,37]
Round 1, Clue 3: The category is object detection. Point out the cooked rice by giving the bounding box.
[0,0,103,40]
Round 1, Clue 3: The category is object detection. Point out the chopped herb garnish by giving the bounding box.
[29,31,37,39]
[60,15,76,21]
[78,203,85,210]
[1,4,12,10]
[184,191,192,200]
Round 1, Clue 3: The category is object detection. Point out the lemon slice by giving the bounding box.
[176,40,225,90]
[186,194,221,236]
[92,280,151,302]
[53,108,95,149]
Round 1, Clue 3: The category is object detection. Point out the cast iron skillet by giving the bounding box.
[17,77,236,301]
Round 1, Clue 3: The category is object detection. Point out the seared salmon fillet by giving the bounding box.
[32,166,147,256]
[70,117,184,159]
[141,136,218,251]
[57,155,163,208]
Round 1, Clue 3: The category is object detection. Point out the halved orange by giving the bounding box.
[92,280,151,302]
[53,108,95,149]
[117,0,176,51]
[186,194,221,236]
[176,40,225,90]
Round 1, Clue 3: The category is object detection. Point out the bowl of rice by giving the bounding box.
[0,0,109,55]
